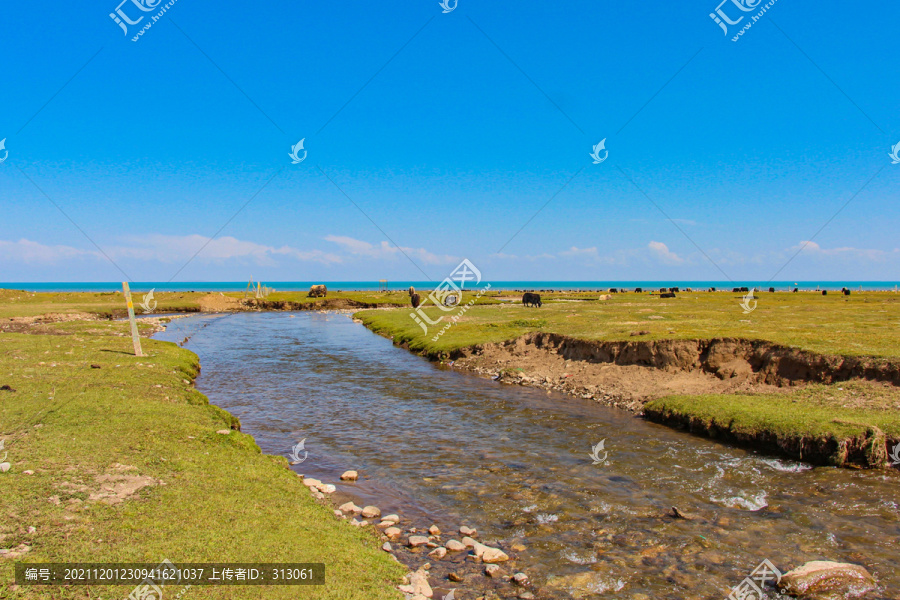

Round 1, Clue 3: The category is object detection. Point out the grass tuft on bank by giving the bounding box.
[0,320,403,599]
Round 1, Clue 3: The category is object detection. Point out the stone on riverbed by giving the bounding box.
[408,535,430,548]
[384,527,402,539]
[361,505,381,519]
[397,568,432,598]
[459,525,477,536]
[301,477,321,488]
[485,564,502,577]
[381,514,400,524]
[428,547,447,560]
[778,561,876,599]
[445,540,466,552]
[481,547,510,563]
[461,536,478,548]
[513,572,528,586]
[428,525,441,535]
[340,470,358,481]
[338,502,361,514]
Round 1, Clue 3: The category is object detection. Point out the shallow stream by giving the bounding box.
[155,312,900,599]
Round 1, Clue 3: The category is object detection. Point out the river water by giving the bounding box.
[155,312,900,599]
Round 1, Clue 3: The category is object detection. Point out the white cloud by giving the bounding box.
[648,241,684,265]
[0,239,99,263]
[323,235,459,265]
[793,241,896,261]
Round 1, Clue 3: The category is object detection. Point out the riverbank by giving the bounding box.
[0,317,404,598]
[356,291,900,468]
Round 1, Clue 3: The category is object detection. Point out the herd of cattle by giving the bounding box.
[304,284,856,307]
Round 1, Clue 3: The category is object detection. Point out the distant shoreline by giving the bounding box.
[3,281,900,293]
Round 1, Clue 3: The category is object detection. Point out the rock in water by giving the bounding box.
[481,547,510,563]
[361,505,381,519]
[459,525,477,537]
[397,569,432,598]
[779,561,876,599]
[384,527,402,539]
[340,470,358,481]
[427,547,447,560]
[338,502,361,514]
[445,540,466,552]
[485,564,502,577]
[408,536,430,547]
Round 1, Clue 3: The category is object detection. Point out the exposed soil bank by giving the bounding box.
[390,331,900,468]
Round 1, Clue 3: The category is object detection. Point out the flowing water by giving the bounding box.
[155,312,900,599]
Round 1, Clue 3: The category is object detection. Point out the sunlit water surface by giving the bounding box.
[155,312,900,599]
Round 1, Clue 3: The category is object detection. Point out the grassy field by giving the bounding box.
[0,287,496,321]
[0,319,404,599]
[358,289,900,357]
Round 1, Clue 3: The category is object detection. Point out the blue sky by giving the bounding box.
[1,0,898,282]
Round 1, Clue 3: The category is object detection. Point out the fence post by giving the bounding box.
[122,282,145,357]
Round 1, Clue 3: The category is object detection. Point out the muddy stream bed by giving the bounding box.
[154,312,900,599]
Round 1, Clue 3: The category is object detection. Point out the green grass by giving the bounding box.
[0,320,403,599]
[357,290,900,357]
[644,382,900,440]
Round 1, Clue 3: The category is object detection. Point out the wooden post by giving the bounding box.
[122,282,145,357]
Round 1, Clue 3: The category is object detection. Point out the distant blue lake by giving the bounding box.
[2,281,898,292]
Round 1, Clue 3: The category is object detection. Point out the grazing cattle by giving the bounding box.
[443,293,459,307]
[609,288,619,294]
[793,288,799,293]
[709,287,716,292]
[822,290,828,295]
[659,292,676,299]
[598,294,612,301]
[411,293,421,308]
[669,287,679,293]
[659,288,667,293]
[685,288,692,292]
[634,287,643,293]
[842,287,851,296]
[408,286,415,297]
[732,287,740,293]
[522,292,542,308]
[769,287,775,293]
[308,284,327,298]
[740,287,749,293]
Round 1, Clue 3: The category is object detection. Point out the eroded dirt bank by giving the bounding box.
[441,333,900,411]
[407,332,900,468]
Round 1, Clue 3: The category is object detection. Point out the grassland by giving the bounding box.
[0,317,404,598]
[358,289,900,357]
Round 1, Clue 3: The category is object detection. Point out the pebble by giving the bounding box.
[382,542,392,552]
[361,506,381,519]
[216,430,230,435]
[317,484,336,494]
[428,547,447,560]
[448,572,463,582]
[398,569,432,598]
[338,502,362,514]
[459,525,477,536]
[513,572,528,586]
[333,510,343,518]
[485,564,502,577]
[384,527,402,539]
[375,521,394,530]
[408,535,430,547]
[445,540,466,552]
[428,525,441,535]
[482,547,510,563]
[302,478,322,488]
[382,514,400,523]
[517,592,535,599]
[340,470,358,481]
